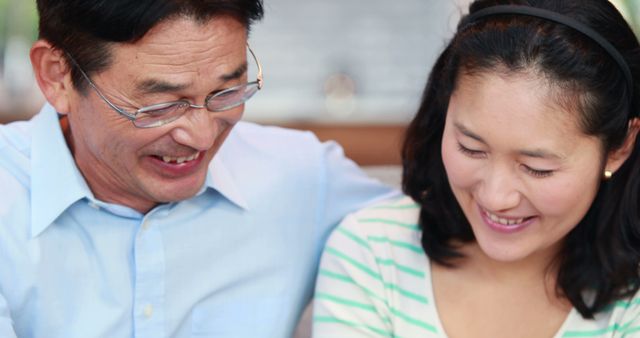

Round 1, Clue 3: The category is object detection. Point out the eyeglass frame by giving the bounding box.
[65,44,264,128]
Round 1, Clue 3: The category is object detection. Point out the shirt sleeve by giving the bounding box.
[0,292,17,338]
[616,289,640,337]
[312,214,393,337]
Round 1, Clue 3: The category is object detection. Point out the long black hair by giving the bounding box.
[402,0,640,318]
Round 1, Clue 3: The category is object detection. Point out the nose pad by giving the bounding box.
[477,169,521,212]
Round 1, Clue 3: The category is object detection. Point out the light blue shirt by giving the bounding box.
[0,104,396,338]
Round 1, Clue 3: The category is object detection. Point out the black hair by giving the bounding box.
[402,0,640,318]
[36,0,264,91]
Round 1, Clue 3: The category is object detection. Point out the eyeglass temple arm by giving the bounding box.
[247,44,263,89]
[64,53,138,120]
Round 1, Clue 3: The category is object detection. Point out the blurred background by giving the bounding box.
[0,0,638,168]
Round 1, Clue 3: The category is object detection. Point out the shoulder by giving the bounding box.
[318,195,431,321]
[0,121,32,246]
[325,195,424,260]
[225,121,327,157]
[0,119,32,191]
[562,288,640,336]
[337,195,422,237]
[606,289,640,335]
[219,121,346,176]
[218,120,385,189]
[0,119,32,164]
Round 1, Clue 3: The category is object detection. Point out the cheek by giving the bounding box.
[220,106,244,125]
[441,136,479,191]
[529,174,599,219]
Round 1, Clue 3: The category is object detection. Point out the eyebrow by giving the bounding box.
[454,122,485,143]
[134,62,249,95]
[453,122,563,160]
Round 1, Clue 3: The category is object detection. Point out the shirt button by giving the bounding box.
[143,304,154,318]
[88,201,100,210]
[141,220,151,231]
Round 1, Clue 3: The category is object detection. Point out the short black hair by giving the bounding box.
[36,0,264,91]
[402,0,640,319]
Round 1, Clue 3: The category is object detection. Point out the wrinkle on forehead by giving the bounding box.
[115,16,246,69]
[99,15,247,99]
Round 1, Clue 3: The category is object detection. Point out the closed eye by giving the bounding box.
[457,143,486,158]
[522,165,554,178]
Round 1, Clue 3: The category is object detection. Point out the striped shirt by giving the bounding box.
[312,196,640,337]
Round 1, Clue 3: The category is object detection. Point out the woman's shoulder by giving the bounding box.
[560,288,640,337]
[327,195,426,263]
[342,195,422,229]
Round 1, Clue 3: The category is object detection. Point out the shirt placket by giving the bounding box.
[133,213,166,338]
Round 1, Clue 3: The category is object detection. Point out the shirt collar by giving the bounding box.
[31,104,93,237]
[203,145,249,211]
[30,104,249,237]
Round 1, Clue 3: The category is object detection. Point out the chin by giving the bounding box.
[479,244,528,262]
[150,175,206,203]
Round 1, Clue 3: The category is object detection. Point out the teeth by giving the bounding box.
[486,211,525,226]
[160,152,200,164]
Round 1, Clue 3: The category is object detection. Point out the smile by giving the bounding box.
[481,208,533,227]
[160,152,201,164]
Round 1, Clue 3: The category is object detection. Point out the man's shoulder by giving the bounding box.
[0,120,32,233]
[0,119,32,153]
[0,119,33,189]
[222,121,335,166]
[229,121,325,150]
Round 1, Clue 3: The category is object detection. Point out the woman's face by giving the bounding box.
[441,71,604,264]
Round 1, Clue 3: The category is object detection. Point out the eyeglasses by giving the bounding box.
[66,45,263,128]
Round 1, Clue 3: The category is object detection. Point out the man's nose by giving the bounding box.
[476,166,521,212]
[169,107,237,151]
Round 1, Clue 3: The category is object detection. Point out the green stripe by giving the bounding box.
[563,320,636,337]
[319,269,355,284]
[357,218,420,231]
[563,328,613,337]
[315,292,378,312]
[390,307,438,333]
[318,269,388,305]
[375,258,425,278]
[385,283,429,304]
[625,325,640,335]
[313,316,391,337]
[325,247,383,281]
[338,227,373,251]
[367,235,424,254]
[319,269,428,304]
[608,298,640,310]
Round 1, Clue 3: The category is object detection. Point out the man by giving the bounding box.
[0,1,395,337]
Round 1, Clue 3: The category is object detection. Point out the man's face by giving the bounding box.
[65,16,249,212]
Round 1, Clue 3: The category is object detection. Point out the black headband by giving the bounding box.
[463,5,634,104]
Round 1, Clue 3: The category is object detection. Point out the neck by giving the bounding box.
[60,116,156,214]
[459,241,562,288]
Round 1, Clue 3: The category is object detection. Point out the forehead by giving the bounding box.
[107,15,248,76]
[448,71,595,150]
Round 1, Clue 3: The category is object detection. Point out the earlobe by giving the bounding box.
[604,118,640,174]
[30,40,73,114]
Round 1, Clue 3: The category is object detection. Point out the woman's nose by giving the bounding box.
[476,167,521,212]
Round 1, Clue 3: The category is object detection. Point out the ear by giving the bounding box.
[30,40,74,115]
[605,118,640,174]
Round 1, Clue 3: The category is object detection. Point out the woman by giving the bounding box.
[312,0,640,337]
